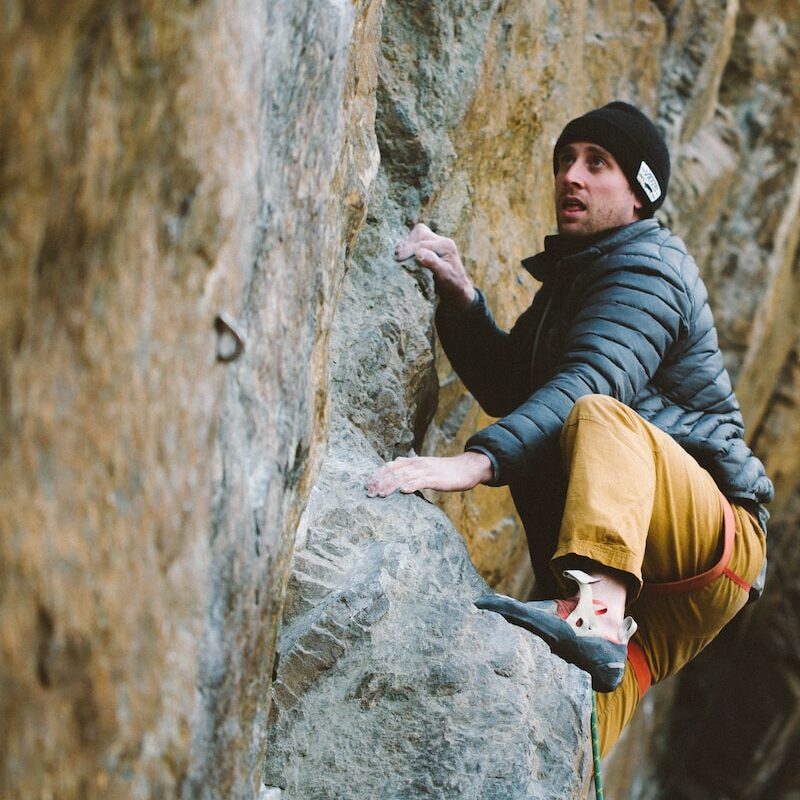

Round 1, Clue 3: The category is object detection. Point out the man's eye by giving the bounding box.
[590,157,606,167]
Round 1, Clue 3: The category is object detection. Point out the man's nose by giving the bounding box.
[563,160,587,185]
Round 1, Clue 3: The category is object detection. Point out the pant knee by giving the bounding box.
[560,394,649,462]
[567,393,626,423]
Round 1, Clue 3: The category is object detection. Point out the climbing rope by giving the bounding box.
[591,691,604,799]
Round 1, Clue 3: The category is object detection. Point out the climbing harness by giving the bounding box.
[591,691,604,799]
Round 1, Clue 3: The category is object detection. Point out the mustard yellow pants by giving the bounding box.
[551,395,766,757]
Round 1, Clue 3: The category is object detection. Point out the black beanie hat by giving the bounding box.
[552,101,670,217]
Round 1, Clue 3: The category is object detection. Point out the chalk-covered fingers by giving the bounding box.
[395,225,458,267]
[395,224,475,311]
[366,452,493,497]
[366,457,423,497]
[395,222,439,261]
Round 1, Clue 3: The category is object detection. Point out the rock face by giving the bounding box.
[1,1,376,798]
[264,427,590,799]
[264,2,664,796]
[3,0,800,798]
[261,68,597,785]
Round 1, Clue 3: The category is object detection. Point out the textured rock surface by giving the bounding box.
[1,4,263,797]
[264,427,590,799]
[3,0,800,798]
[263,3,601,791]
[1,1,376,798]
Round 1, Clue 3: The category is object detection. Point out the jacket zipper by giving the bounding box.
[530,290,555,387]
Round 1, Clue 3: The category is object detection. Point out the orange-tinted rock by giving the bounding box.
[3,0,800,797]
[0,1,378,797]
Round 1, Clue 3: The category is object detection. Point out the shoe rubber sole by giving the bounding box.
[476,594,627,692]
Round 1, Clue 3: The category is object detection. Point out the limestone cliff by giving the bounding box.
[1,1,374,797]
[2,1,799,799]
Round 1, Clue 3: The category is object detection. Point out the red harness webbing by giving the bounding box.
[627,493,750,697]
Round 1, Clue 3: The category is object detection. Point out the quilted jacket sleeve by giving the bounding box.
[466,257,691,487]
[436,288,534,418]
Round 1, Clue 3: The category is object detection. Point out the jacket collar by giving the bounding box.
[521,219,661,282]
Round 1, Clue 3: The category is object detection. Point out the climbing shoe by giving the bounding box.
[475,568,637,692]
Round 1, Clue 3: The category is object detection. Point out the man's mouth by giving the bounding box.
[561,197,587,212]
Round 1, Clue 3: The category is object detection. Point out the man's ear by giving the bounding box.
[633,194,644,219]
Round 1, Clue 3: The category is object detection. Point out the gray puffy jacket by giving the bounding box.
[436,219,773,510]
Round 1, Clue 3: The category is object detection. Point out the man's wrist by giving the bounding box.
[464,446,498,484]
[461,450,493,484]
[439,282,476,313]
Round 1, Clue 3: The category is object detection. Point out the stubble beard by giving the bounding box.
[556,204,637,239]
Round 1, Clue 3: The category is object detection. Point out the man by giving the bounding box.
[366,102,772,754]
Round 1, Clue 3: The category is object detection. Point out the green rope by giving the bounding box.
[591,691,604,799]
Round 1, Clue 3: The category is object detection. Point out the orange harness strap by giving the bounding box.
[627,640,652,698]
[642,492,750,596]
[626,493,751,697]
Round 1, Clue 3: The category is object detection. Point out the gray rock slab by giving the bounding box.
[264,424,592,799]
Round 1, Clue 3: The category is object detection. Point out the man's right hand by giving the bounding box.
[395,223,475,311]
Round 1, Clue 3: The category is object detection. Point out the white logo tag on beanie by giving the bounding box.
[637,161,661,202]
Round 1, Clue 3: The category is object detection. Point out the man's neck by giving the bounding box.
[548,226,623,256]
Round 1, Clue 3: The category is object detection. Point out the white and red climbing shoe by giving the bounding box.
[475,568,637,692]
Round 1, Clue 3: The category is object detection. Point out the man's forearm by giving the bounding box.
[436,289,519,418]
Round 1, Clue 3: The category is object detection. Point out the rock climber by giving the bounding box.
[366,101,772,755]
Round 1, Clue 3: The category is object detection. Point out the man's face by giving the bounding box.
[554,142,642,237]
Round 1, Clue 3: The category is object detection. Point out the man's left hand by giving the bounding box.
[366,451,493,497]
